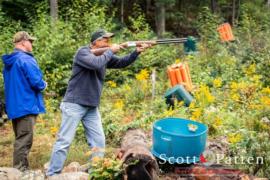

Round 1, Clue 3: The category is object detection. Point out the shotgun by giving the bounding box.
[90,37,196,55]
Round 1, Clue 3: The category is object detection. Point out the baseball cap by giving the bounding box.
[13,31,36,43]
[90,29,114,43]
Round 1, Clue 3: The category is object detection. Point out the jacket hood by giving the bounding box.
[2,49,33,69]
[2,52,20,69]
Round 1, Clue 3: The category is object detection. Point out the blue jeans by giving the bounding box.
[46,102,105,176]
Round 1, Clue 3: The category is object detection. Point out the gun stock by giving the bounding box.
[90,47,111,56]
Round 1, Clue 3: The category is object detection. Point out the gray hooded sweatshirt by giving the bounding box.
[63,46,140,106]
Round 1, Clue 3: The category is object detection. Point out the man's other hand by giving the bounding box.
[136,43,152,53]
[110,44,123,53]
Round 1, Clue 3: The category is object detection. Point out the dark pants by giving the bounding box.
[12,115,36,171]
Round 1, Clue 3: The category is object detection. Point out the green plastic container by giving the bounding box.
[164,85,193,106]
[184,36,197,54]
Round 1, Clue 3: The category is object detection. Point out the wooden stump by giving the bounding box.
[118,129,159,180]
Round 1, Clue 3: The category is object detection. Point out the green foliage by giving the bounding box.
[196,7,222,46]
[64,1,116,44]
[0,7,22,55]
[89,152,123,180]
[229,130,270,177]
[0,7,22,97]
[233,4,270,86]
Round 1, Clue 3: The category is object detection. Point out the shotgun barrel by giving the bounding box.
[90,37,193,56]
[126,38,188,47]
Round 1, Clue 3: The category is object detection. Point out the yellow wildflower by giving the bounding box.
[231,93,240,101]
[136,69,149,81]
[230,81,248,92]
[114,100,124,109]
[175,58,181,64]
[103,158,112,168]
[248,103,263,110]
[201,85,215,103]
[250,75,261,84]
[191,108,202,120]
[194,84,215,104]
[238,82,248,90]
[261,96,270,106]
[261,87,270,94]
[50,127,58,135]
[85,147,104,157]
[213,78,222,88]
[189,101,196,109]
[107,80,117,88]
[177,101,184,107]
[123,84,131,91]
[163,108,174,117]
[230,82,238,91]
[214,117,222,127]
[206,93,215,103]
[85,151,92,156]
[228,134,242,144]
[245,64,256,76]
[92,156,101,164]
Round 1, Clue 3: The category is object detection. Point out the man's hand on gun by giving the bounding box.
[109,43,151,54]
[110,44,123,53]
[136,43,152,53]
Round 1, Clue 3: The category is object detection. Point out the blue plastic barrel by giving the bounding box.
[152,118,208,164]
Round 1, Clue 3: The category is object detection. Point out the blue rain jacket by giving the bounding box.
[2,49,46,119]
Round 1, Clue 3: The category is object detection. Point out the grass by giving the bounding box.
[0,116,92,169]
[0,122,13,167]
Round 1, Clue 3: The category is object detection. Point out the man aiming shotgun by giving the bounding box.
[91,37,195,55]
[46,29,151,176]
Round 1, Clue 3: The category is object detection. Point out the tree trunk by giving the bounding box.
[236,0,241,23]
[155,1,166,38]
[146,0,151,16]
[121,0,124,24]
[50,0,58,21]
[118,129,159,180]
[232,0,236,26]
[210,0,218,13]
[268,0,270,7]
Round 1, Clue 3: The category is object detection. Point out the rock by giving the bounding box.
[203,136,229,164]
[21,170,45,180]
[0,167,45,180]
[79,163,90,173]
[0,167,22,180]
[47,172,89,180]
[43,162,49,173]
[261,117,270,125]
[62,162,81,173]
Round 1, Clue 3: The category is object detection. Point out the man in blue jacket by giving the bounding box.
[2,31,47,171]
[46,29,151,176]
